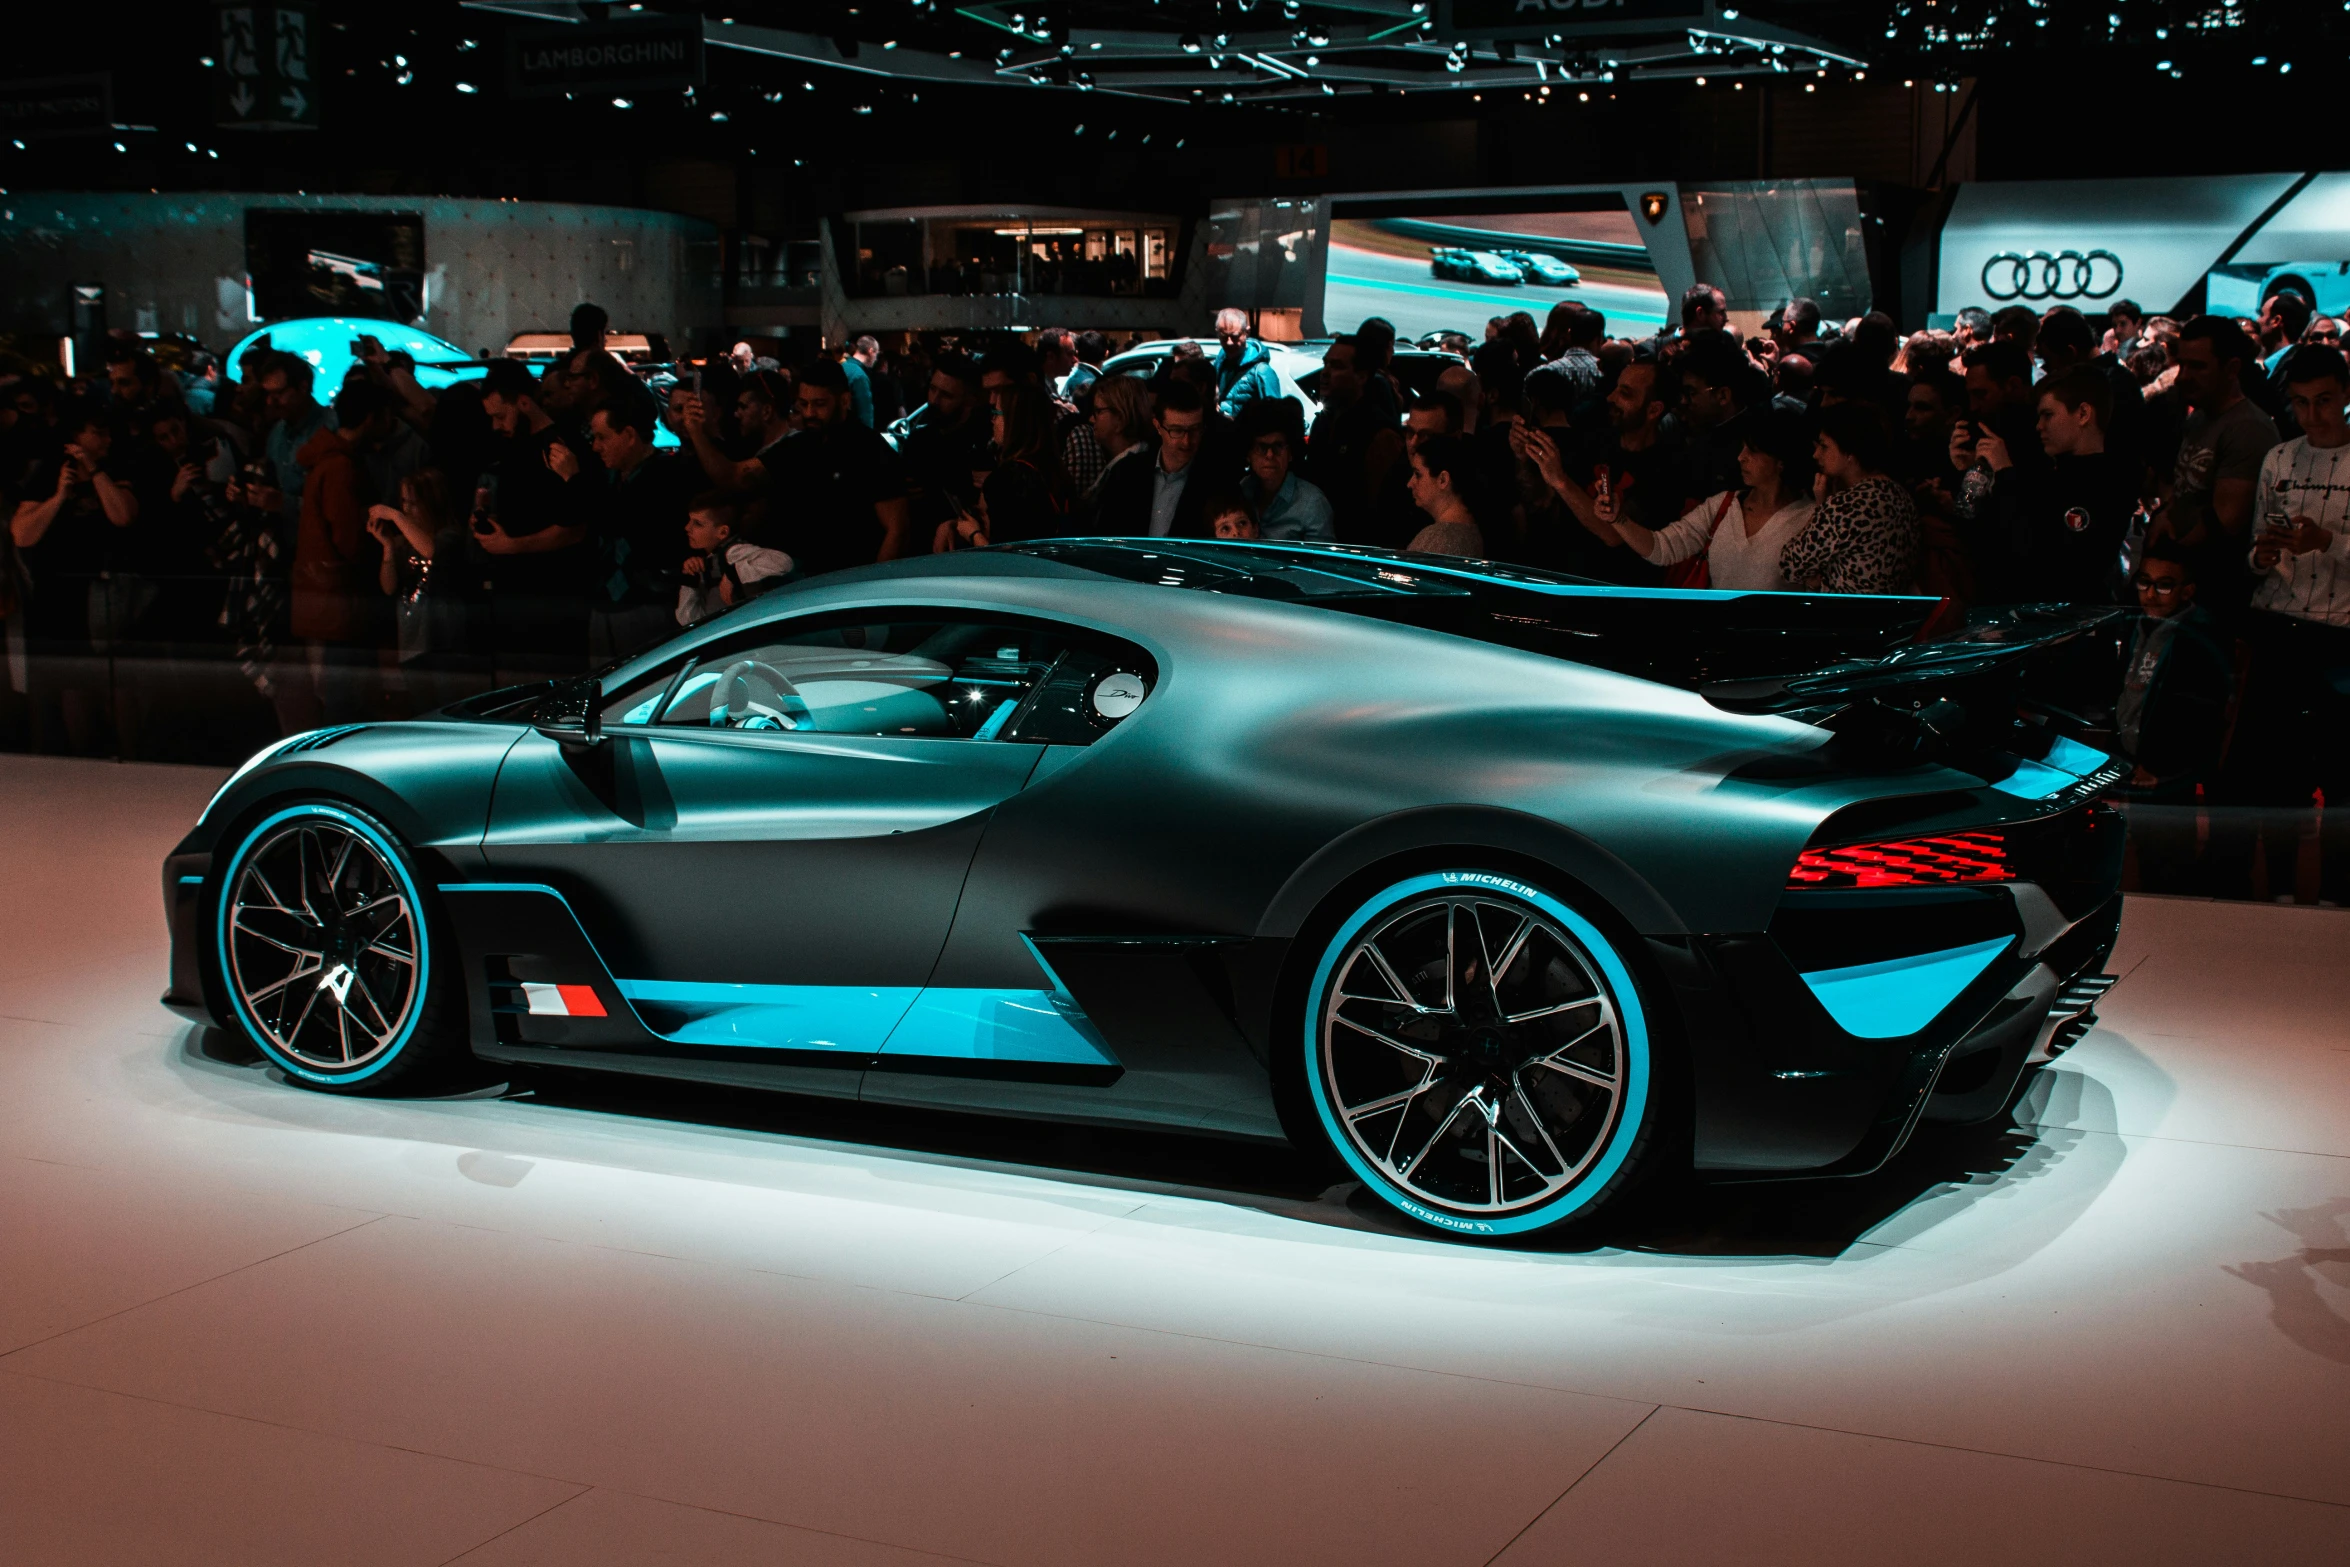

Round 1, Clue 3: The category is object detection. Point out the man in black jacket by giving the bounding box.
[1976,365,2141,605]
[1092,379,1218,538]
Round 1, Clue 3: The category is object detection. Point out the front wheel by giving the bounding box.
[1302,871,1656,1239]
[212,801,460,1093]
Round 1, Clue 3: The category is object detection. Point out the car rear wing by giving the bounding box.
[1698,605,2129,717]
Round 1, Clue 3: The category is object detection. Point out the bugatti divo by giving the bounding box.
[163,541,2127,1239]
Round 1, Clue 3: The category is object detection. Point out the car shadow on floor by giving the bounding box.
[488,1051,2075,1260]
[186,1026,2104,1262]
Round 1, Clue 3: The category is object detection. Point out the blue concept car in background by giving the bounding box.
[162,541,2127,1240]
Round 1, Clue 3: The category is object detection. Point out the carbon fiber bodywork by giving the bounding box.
[165,543,2125,1176]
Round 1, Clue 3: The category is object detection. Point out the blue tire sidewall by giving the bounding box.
[1302,870,1650,1237]
[214,803,430,1087]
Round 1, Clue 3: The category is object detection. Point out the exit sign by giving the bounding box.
[214,3,320,131]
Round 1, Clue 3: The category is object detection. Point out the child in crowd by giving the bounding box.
[2116,545,2232,801]
[1204,490,1260,541]
[676,493,793,626]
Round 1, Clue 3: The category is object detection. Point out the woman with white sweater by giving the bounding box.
[1594,405,1817,591]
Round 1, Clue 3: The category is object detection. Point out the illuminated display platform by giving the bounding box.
[1,754,2343,1561]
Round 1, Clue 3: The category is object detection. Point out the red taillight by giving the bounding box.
[1787,831,2012,890]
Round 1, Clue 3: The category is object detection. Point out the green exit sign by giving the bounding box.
[214,3,320,131]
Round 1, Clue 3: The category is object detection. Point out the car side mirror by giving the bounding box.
[532,676,605,752]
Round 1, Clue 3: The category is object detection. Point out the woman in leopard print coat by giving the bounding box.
[1780,400,1921,595]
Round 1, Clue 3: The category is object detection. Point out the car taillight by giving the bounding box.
[1786,831,2012,890]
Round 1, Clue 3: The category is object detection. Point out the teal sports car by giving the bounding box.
[163,542,2127,1240]
[1431,248,1526,286]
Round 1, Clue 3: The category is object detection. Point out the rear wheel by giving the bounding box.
[1301,870,1655,1239]
[212,801,460,1093]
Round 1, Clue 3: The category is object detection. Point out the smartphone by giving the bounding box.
[470,475,499,535]
[1594,468,1613,505]
[688,365,703,394]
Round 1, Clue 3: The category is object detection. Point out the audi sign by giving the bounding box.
[1980,249,2124,303]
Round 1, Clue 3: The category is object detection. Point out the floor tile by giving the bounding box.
[1491,1405,2350,1566]
[0,1371,580,1567]
[0,1152,382,1355]
[6,1215,1654,1567]
[447,1487,988,1567]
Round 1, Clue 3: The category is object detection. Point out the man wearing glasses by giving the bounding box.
[1092,379,1215,538]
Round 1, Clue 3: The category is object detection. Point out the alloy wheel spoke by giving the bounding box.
[281,978,325,1049]
[294,830,327,923]
[343,968,396,1041]
[327,833,356,904]
[1342,1073,1441,1128]
[243,858,297,915]
[365,935,418,967]
[1531,1051,1618,1092]
[1398,1086,1482,1182]
[1358,942,1438,1016]
[1442,905,1458,1013]
[1511,1081,1575,1177]
[1504,995,1604,1028]
[241,961,321,1006]
[1332,1012,1446,1067]
[233,907,324,959]
[1487,912,1534,1018]
[344,895,408,946]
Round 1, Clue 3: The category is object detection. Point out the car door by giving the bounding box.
[480,608,1109,1076]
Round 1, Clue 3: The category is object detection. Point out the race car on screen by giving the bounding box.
[163,541,2126,1240]
[1496,250,1582,287]
[1430,247,1525,286]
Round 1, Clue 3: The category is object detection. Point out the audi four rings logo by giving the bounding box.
[1980,250,2124,301]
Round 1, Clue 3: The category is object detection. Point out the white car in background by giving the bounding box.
[1099,337,1325,420]
[504,331,672,365]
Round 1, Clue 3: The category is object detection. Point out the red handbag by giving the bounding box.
[1662,492,1736,590]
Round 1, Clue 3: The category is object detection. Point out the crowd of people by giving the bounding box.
[5,282,2349,889]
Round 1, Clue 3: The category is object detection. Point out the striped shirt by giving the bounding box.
[2249,437,2350,626]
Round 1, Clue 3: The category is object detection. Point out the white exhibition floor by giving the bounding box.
[1,754,2346,1566]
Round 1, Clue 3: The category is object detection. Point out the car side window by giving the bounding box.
[601,612,1153,744]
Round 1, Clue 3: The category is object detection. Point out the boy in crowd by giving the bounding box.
[676,493,793,626]
[1203,490,1260,542]
[2117,546,2233,801]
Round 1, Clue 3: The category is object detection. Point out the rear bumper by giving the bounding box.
[1669,894,2120,1177]
[1668,798,2124,1177]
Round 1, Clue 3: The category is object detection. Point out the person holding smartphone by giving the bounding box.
[2229,345,2350,879]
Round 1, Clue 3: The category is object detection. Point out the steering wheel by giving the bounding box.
[711,658,812,731]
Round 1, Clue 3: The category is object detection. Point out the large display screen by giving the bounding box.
[1324,194,1667,342]
[245,209,427,324]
